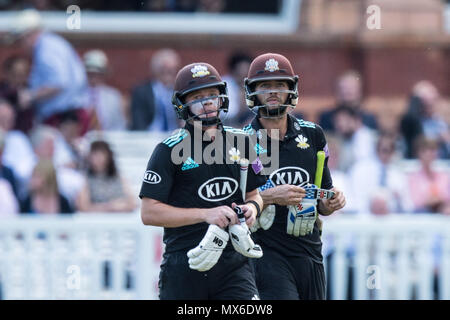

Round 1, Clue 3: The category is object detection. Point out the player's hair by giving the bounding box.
[88,140,118,178]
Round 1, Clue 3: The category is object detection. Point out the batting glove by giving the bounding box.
[250,204,276,232]
[287,198,318,237]
[187,224,229,272]
[229,223,263,258]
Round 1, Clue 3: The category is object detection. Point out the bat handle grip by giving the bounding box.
[234,206,246,224]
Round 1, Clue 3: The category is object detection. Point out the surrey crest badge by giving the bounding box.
[191,65,210,78]
[264,58,279,72]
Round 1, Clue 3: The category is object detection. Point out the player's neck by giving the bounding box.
[203,126,219,141]
[259,115,288,140]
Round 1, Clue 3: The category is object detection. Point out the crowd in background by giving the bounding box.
[0,9,449,217]
[0,0,280,14]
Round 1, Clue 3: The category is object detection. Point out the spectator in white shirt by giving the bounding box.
[325,134,357,213]
[0,99,35,196]
[349,133,413,215]
[221,52,253,127]
[29,125,85,207]
[84,49,127,131]
[0,177,19,217]
[333,105,377,172]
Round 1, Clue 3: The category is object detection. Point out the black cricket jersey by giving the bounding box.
[243,114,333,263]
[139,122,266,254]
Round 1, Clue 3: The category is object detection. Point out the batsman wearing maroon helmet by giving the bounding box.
[139,62,265,300]
[243,53,346,299]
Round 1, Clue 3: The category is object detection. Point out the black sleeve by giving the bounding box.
[139,143,175,203]
[245,136,267,192]
[315,125,333,190]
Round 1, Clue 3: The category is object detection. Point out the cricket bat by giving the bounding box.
[238,158,249,224]
[314,151,326,235]
[239,158,249,202]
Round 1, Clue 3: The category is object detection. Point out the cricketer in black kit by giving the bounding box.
[139,62,265,300]
[242,53,346,300]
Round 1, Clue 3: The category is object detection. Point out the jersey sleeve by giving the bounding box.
[139,143,176,203]
[315,125,333,190]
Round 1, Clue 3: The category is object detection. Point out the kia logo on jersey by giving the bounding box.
[198,177,238,202]
[143,170,162,184]
[269,166,310,186]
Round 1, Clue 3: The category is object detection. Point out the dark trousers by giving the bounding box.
[159,250,259,300]
[252,247,326,300]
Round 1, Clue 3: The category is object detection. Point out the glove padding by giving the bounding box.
[287,198,317,237]
[187,224,229,272]
[250,205,276,232]
[229,223,263,258]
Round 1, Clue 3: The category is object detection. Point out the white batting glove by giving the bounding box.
[229,223,263,258]
[187,224,229,272]
[287,199,317,237]
[250,205,276,232]
[259,204,276,230]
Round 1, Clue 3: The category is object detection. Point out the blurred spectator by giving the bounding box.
[319,70,377,133]
[400,81,450,159]
[173,0,197,12]
[20,159,74,214]
[146,0,172,11]
[83,49,127,131]
[332,105,376,172]
[56,110,89,170]
[0,55,34,133]
[76,140,136,213]
[0,128,20,200]
[325,134,357,213]
[0,178,19,217]
[198,0,225,13]
[0,0,280,13]
[408,136,450,214]
[0,99,36,194]
[222,52,253,127]
[31,0,60,10]
[29,125,85,205]
[349,133,412,215]
[9,9,89,134]
[129,48,180,131]
[224,0,281,13]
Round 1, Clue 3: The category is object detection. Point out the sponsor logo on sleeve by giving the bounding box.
[143,170,162,184]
